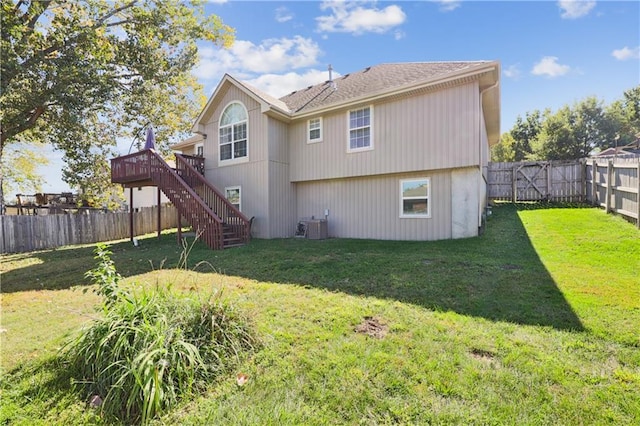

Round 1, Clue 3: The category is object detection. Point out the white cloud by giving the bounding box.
[246,69,340,99]
[275,6,293,23]
[503,64,521,80]
[437,0,461,12]
[612,46,640,61]
[194,36,322,80]
[316,1,406,35]
[557,0,596,19]
[394,30,406,40]
[207,0,228,4]
[531,56,571,78]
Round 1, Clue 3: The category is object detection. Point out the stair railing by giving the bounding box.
[175,153,251,244]
[147,150,224,249]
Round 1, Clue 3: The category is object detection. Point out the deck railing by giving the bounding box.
[179,154,205,175]
[112,150,225,249]
[111,150,152,183]
[111,150,251,248]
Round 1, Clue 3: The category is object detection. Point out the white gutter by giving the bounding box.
[479,79,500,228]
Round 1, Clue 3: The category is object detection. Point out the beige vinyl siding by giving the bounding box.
[295,170,452,241]
[177,146,196,156]
[201,85,268,167]
[201,84,270,238]
[267,118,295,238]
[207,162,269,238]
[290,82,480,182]
[268,163,295,237]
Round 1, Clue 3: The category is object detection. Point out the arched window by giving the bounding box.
[219,102,248,162]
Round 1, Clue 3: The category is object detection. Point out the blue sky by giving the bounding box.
[38,0,639,192]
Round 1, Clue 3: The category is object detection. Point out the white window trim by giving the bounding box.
[399,178,431,219]
[225,186,241,212]
[195,143,204,157]
[218,101,249,167]
[307,117,323,143]
[347,105,374,153]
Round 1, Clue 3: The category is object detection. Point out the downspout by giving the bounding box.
[479,80,499,231]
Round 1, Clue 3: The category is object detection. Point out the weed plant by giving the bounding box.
[63,244,259,424]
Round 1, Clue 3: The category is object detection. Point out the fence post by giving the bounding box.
[580,159,587,203]
[637,162,640,229]
[605,160,613,213]
[546,162,552,200]
[512,166,517,203]
[591,160,597,206]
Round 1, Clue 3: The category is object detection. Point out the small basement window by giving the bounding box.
[400,178,430,218]
[225,186,241,211]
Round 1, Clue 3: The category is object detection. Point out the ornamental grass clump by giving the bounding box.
[64,244,258,424]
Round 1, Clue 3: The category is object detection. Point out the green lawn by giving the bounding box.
[1,204,639,424]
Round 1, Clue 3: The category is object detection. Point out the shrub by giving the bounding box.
[64,245,258,424]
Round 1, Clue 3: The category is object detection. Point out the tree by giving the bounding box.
[532,106,577,160]
[1,142,48,204]
[532,97,611,160]
[0,0,234,212]
[491,132,516,162]
[605,85,640,147]
[509,110,541,161]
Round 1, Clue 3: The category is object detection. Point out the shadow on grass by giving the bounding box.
[508,201,593,211]
[2,205,584,331]
[1,234,188,293]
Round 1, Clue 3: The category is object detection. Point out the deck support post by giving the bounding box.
[157,187,161,239]
[129,187,134,242]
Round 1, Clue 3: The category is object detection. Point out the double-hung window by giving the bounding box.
[400,178,430,218]
[219,102,248,163]
[308,118,322,143]
[348,106,373,152]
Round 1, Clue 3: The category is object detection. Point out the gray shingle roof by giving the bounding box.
[278,62,491,114]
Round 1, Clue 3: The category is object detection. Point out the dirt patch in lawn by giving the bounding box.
[355,316,388,339]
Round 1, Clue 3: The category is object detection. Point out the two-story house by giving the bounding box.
[112,61,500,249]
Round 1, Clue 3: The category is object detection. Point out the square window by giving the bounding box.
[400,178,430,218]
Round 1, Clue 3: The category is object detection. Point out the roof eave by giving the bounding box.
[191,74,292,131]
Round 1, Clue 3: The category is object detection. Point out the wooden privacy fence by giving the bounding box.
[488,159,640,228]
[487,161,584,202]
[585,158,640,227]
[0,205,179,254]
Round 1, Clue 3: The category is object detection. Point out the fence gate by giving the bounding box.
[488,161,584,202]
[515,162,550,201]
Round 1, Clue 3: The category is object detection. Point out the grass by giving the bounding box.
[1,204,639,424]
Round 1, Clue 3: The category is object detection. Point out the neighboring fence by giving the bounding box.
[488,159,640,228]
[0,205,179,254]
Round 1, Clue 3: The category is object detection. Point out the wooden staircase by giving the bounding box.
[111,149,251,250]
